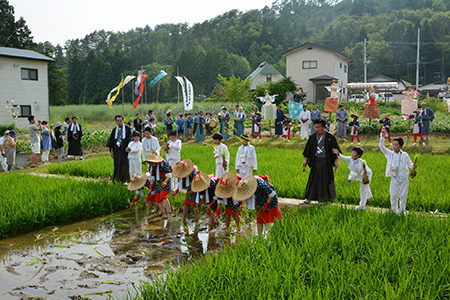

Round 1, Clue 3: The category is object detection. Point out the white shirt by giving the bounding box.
[214,143,230,165]
[338,155,372,182]
[235,144,257,171]
[299,110,311,123]
[141,136,161,160]
[127,141,142,160]
[166,139,182,161]
[379,136,414,180]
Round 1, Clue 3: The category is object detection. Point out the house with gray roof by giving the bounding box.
[246,61,284,90]
[0,47,54,128]
[282,42,350,103]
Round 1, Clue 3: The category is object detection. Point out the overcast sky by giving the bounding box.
[10,0,276,46]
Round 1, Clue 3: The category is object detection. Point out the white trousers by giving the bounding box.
[0,154,7,171]
[390,177,409,214]
[168,158,179,191]
[238,166,252,180]
[215,163,228,179]
[359,183,373,208]
[42,150,50,162]
[129,158,142,177]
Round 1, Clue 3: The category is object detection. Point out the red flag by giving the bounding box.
[133,74,148,109]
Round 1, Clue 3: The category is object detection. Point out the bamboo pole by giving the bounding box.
[144,73,147,113]
[177,67,180,112]
[156,80,161,113]
[121,73,124,116]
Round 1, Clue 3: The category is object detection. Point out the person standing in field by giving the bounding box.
[194,110,205,143]
[164,110,174,137]
[126,131,143,177]
[310,105,321,135]
[106,115,133,184]
[336,104,349,141]
[420,102,434,143]
[54,122,65,163]
[4,130,17,172]
[62,117,70,157]
[41,121,53,165]
[235,134,258,209]
[141,127,160,159]
[275,104,284,137]
[379,129,417,214]
[133,113,143,136]
[233,106,246,137]
[212,132,230,178]
[0,131,8,172]
[67,117,84,160]
[28,115,43,168]
[219,107,230,141]
[299,105,311,139]
[301,118,340,204]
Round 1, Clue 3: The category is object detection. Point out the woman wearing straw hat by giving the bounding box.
[233,175,282,235]
[171,159,200,222]
[348,113,360,145]
[215,172,241,233]
[140,153,173,218]
[191,172,220,230]
[128,172,149,209]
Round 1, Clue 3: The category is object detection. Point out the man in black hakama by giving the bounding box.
[106,115,132,183]
[68,117,84,160]
[301,118,341,203]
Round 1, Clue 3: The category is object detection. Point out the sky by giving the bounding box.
[10,0,276,46]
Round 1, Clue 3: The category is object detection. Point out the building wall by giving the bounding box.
[250,73,284,90]
[285,46,349,102]
[0,57,49,128]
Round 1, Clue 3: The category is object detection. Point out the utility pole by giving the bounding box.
[363,38,370,84]
[416,28,420,89]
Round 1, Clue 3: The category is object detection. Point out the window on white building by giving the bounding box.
[14,105,32,117]
[302,61,317,69]
[21,68,38,80]
[267,75,272,82]
[344,65,347,73]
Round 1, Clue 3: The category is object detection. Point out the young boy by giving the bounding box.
[348,113,360,145]
[332,147,372,210]
[213,132,230,178]
[126,131,142,177]
[379,129,417,214]
[409,109,426,146]
[283,114,292,142]
[235,134,258,209]
[252,112,263,142]
[164,130,182,191]
[141,127,160,161]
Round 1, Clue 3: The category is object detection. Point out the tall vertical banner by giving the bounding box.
[105,75,136,109]
[184,76,194,111]
[133,74,148,109]
[175,76,188,111]
[134,69,145,95]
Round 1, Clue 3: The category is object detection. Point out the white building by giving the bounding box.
[0,47,54,128]
[246,61,284,90]
[282,42,350,103]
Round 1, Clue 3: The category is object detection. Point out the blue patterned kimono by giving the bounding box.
[233,111,246,137]
[194,115,204,143]
[220,111,230,140]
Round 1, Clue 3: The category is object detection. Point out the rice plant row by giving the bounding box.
[47,144,450,213]
[137,206,450,299]
[0,173,130,237]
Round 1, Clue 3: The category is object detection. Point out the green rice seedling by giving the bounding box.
[84,290,112,296]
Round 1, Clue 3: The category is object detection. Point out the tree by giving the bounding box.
[0,0,36,49]
[217,74,253,104]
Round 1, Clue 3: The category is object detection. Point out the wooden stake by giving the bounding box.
[156,80,161,113]
[368,118,371,134]
[121,73,124,116]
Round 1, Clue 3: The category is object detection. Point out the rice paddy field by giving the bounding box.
[46,143,450,213]
[136,205,450,299]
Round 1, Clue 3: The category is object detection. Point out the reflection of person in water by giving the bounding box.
[183,224,203,257]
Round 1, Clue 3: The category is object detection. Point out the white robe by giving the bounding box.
[127,141,142,177]
[214,143,230,179]
[299,110,311,138]
[338,155,373,208]
[141,136,160,161]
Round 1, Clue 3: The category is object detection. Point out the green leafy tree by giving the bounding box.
[217,74,253,105]
[0,0,36,49]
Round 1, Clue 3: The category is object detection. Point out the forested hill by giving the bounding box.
[38,0,450,105]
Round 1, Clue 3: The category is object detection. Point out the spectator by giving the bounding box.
[54,122,65,163]
[133,113,143,135]
[0,131,8,171]
[164,110,174,137]
[28,115,43,168]
[106,115,133,183]
[336,104,349,141]
[62,117,71,157]
[67,116,84,160]
[4,130,16,172]
[41,121,53,165]
[420,102,434,142]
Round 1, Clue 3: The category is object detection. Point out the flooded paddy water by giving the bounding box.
[0,208,258,299]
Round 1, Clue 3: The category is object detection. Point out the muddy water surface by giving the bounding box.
[0,209,256,299]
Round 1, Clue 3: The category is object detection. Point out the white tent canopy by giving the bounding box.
[346,82,399,89]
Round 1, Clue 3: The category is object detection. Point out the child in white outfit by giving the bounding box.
[379,129,417,214]
[126,131,142,177]
[141,127,160,160]
[333,147,372,210]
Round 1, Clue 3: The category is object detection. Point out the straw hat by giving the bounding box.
[127,173,148,191]
[191,172,211,193]
[240,134,250,141]
[209,119,217,128]
[413,108,421,114]
[233,176,258,201]
[172,159,194,178]
[321,113,329,117]
[351,113,359,118]
[284,114,291,119]
[166,109,172,114]
[331,79,338,84]
[256,112,262,116]
[371,85,378,91]
[383,113,391,120]
[405,85,414,90]
[215,172,239,199]
[142,153,163,164]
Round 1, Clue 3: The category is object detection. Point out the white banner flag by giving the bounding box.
[184,76,194,111]
[175,76,188,110]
